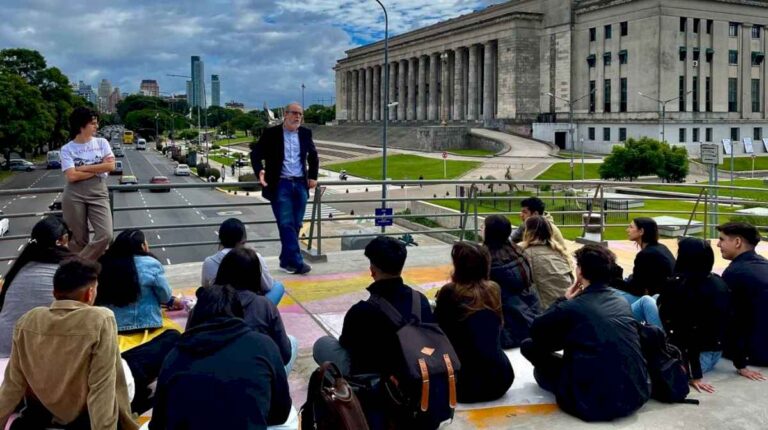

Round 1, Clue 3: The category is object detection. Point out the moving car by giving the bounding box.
[174,164,191,176]
[113,147,125,157]
[0,214,8,237]
[111,160,123,175]
[150,175,171,192]
[118,175,138,192]
[136,138,147,150]
[7,159,35,172]
[47,151,61,169]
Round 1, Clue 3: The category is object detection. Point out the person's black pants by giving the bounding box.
[121,329,181,414]
[520,338,563,393]
[9,398,90,430]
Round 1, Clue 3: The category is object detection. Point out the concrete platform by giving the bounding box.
[161,239,768,429]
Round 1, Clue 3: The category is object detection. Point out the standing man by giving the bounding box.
[250,103,318,274]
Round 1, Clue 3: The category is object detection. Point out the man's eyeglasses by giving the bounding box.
[286,110,303,116]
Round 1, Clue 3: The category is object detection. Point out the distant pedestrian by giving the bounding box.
[250,102,319,275]
[60,107,115,260]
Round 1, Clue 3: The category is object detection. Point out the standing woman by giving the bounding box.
[435,242,514,403]
[60,107,115,260]
[622,217,676,297]
[521,216,574,309]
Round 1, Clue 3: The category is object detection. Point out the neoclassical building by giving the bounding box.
[334,0,768,154]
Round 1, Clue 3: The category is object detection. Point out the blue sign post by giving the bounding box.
[375,207,394,227]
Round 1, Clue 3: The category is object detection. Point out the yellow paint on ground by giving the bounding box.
[462,404,559,428]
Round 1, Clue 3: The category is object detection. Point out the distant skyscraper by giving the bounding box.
[97,79,112,113]
[186,80,193,107]
[77,81,98,105]
[190,56,206,108]
[211,74,220,107]
[140,79,160,97]
[108,88,122,114]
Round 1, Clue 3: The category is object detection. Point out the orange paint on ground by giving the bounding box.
[463,403,559,428]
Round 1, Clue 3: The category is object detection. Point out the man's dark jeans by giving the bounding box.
[271,178,308,269]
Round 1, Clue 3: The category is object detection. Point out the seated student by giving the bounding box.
[658,237,731,394]
[0,217,73,358]
[201,218,284,305]
[521,215,574,309]
[521,245,650,422]
[511,197,567,250]
[435,242,514,403]
[482,215,540,348]
[96,229,182,413]
[149,284,291,430]
[622,217,676,297]
[717,222,768,381]
[214,247,298,374]
[0,258,137,430]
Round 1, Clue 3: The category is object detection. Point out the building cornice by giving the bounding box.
[575,0,768,15]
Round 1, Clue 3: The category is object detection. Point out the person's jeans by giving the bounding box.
[700,351,722,374]
[271,178,308,269]
[285,335,299,375]
[312,335,352,376]
[613,290,662,327]
[265,280,285,306]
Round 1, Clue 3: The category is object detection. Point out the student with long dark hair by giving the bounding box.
[482,215,540,348]
[623,217,675,297]
[0,217,73,357]
[658,237,731,394]
[521,215,574,309]
[214,247,297,374]
[435,242,514,403]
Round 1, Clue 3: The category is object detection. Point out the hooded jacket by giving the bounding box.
[149,317,291,430]
[238,290,292,364]
[488,252,541,348]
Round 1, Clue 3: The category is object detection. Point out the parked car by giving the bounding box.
[111,160,123,175]
[150,175,171,192]
[47,151,61,169]
[235,159,249,167]
[113,147,125,157]
[7,159,35,172]
[119,175,138,192]
[174,164,191,176]
[0,214,8,237]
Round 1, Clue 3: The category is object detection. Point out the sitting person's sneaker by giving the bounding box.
[295,263,312,275]
[279,265,298,274]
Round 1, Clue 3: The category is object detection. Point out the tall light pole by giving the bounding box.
[374,0,389,232]
[301,83,306,108]
[545,89,595,181]
[167,74,204,162]
[638,90,692,143]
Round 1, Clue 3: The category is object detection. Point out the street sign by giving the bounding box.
[700,143,720,165]
[442,152,448,159]
[722,139,733,155]
[375,207,394,226]
[763,138,768,152]
[744,137,755,154]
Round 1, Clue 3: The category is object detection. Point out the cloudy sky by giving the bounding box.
[0,0,503,110]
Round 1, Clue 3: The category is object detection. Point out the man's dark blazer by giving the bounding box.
[250,125,319,201]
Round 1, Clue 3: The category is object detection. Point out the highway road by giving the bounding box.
[0,145,279,278]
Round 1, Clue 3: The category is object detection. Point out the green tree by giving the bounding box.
[36,67,78,148]
[250,116,267,139]
[304,104,335,124]
[599,137,689,182]
[0,48,47,82]
[206,106,238,128]
[0,74,54,165]
[230,113,255,136]
[124,109,167,138]
[219,121,235,136]
[599,146,633,180]
[657,145,689,183]
[116,95,167,120]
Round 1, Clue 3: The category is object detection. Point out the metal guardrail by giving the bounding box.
[0,179,766,262]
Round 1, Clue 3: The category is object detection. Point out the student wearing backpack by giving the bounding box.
[521,245,650,422]
[435,242,514,403]
[657,237,731,394]
[717,222,768,381]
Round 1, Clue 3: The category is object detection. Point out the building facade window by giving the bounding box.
[620,78,628,112]
[755,127,763,140]
[730,22,739,37]
[680,17,687,32]
[692,76,699,112]
[693,128,699,142]
[604,79,611,112]
[619,50,628,64]
[693,18,700,34]
[589,27,596,41]
[680,47,687,61]
[693,48,700,61]
[706,77,712,112]
[679,76,686,112]
[706,20,713,34]
[621,21,628,36]
[729,50,739,65]
[706,127,713,142]
[729,78,738,112]
[603,127,611,141]
[619,128,627,142]
[752,79,760,112]
[605,24,612,39]
[731,127,740,141]
[679,128,686,143]
[752,52,765,66]
[588,127,595,140]
[589,80,596,112]
[753,25,762,39]
[604,52,612,66]
[706,48,714,63]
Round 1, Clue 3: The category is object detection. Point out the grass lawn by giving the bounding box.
[447,148,496,157]
[324,154,481,180]
[710,155,768,171]
[643,179,768,201]
[216,136,252,147]
[556,151,602,159]
[0,170,13,183]
[536,162,602,180]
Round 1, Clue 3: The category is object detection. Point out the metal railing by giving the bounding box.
[0,179,766,262]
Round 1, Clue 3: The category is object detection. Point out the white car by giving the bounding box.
[174,164,191,176]
[0,217,8,237]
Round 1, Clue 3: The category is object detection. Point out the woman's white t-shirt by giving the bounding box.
[60,137,114,179]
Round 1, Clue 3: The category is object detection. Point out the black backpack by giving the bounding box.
[367,290,461,428]
[638,324,699,405]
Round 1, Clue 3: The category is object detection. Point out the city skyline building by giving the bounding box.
[190,56,206,108]
[108,87,122,114]
[76,81,97,105]
[97,79,112,113]
[211,74,220,107]
[140,79,160,97]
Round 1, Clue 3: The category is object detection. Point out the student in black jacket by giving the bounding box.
[150,285,292,430]
[717,222,768,382]
[622,217,676,297]
[435,242,514,403]
[521,245,650,422]
[658,237,731,394]
[482,215,540,348]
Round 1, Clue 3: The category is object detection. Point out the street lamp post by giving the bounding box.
[638,91,693,142]
[167,74,204,162]
[301,83,306,108]
[374,0,389,232]
[545,89,595,181]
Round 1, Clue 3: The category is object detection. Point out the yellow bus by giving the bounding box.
[123,130,134,144]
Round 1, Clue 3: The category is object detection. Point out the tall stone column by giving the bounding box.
[441,51,450,123]
[483,41,495,122]
[365,67,373,121]
[467,45,479,121]
[372,65,380,121]
[388,62,397,120]
[380,65,386,120]
[418,55,427,120]
[357,68,365,122]
[453,48,465,121]
[351,69,359,121]
[428,53,440,121]
[398,60,407,120]
[407,58,417,120]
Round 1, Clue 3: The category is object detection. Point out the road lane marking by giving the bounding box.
[162,247,166,251]
[150,219,154,223]
[156,234,161,240]
[200,216,205,220]
[213,231,218,236]
[7,260,12,265]
[166,258,172,265]
[17,244,24,251]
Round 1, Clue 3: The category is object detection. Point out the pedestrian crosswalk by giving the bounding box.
[304,203,343,220]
